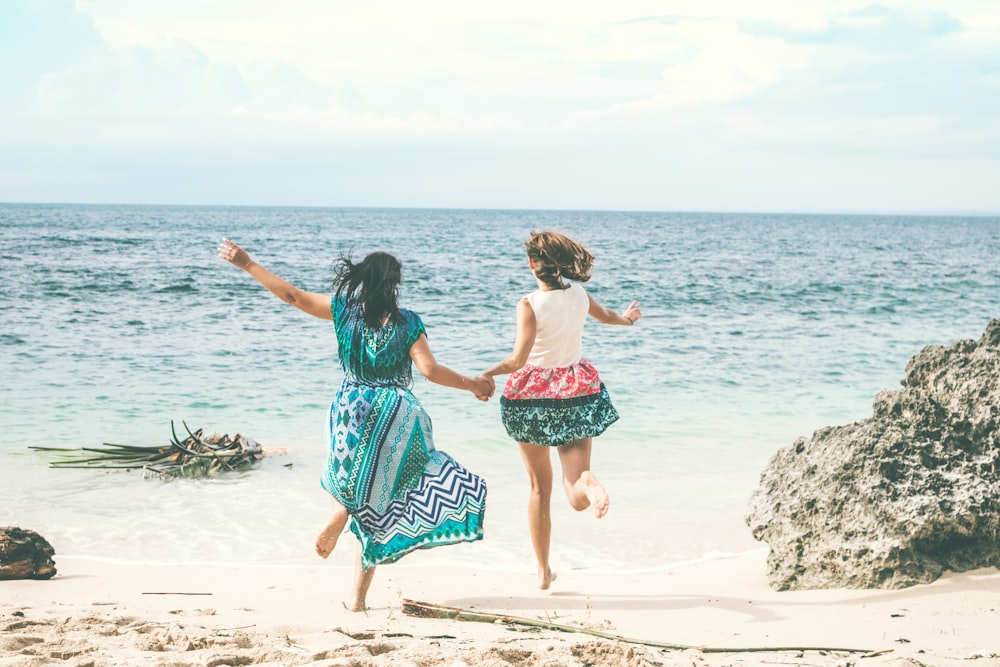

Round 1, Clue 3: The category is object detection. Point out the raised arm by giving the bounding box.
[482,297,537,379]
[218,238,333,321]
[587,294,641,326]
[410,334,494,401]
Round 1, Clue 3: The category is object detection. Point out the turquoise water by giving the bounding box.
[1,204,999,572]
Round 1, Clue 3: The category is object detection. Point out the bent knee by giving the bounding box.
[563,483,590,511]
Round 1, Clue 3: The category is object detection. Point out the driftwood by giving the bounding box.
[29,421,267,479]
[401,599,874,655]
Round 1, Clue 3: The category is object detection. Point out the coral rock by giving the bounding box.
[746,320,1000,590]
[0,526,57,580]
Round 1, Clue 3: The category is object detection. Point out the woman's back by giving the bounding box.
[333,297,425,387]
[525,283,589,368]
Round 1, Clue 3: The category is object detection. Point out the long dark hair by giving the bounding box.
[332,251,402,329]
[525,230,594,290]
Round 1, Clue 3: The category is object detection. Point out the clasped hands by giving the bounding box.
[471,375,495,402]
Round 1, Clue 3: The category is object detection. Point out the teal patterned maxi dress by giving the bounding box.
[320,297,486,569]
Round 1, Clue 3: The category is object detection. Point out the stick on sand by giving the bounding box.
[401,599,874,655]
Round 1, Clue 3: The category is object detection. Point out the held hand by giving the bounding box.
[218,238,252,270]
[471,375,495,402]
[623,300,641,325]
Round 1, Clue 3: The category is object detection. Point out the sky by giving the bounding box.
[1,0,999,213]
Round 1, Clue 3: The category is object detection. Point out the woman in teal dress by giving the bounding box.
[219,239,492,611]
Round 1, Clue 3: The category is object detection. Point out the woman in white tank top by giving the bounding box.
[483,231,642,590]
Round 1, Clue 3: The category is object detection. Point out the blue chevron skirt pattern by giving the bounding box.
[321,380,486,569]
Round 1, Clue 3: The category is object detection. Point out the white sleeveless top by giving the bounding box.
[525,282,589,368]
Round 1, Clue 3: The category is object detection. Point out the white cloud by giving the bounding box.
[574,20,800,122]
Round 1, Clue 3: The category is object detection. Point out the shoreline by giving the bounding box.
[4,551,999,666]
[43,545,767,575]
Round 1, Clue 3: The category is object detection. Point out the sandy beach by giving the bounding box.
[3,549,999,667]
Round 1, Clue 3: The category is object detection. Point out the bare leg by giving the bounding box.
[315,498,349,558]
[517,442,557,590]
[346,547,376,612]
[557,438,609,518]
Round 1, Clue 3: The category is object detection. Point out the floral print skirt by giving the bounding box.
[499,358,619,447]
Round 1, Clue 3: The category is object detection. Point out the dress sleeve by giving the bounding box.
[404,310,427,347]
[332,296,346,327]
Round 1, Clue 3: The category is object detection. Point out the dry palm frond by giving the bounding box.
[29,421,267,479]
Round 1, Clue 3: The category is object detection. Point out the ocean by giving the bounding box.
[1,203,998,575]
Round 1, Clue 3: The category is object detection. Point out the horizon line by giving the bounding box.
[1,200,998,218]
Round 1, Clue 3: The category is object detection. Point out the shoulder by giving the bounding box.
[399,308,426,334]
[520,293,539,313]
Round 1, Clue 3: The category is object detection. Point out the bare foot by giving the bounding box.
[539,567,558,590]
[343,600,367,613]
[580,471,609,518]
[315,518,345,558]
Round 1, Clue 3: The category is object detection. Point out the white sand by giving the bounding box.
[3,549,1000,666]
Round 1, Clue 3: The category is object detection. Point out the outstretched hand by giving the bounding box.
[471,375,495,402]
[623,300,642,325]
[218,238,252,270]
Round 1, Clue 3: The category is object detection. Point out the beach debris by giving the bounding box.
[400,599,873,655]
[0,527,56,581]
[29,421,270,479]
[862,649,894,658]
[968,650,999,659]
[747,318,1000,590]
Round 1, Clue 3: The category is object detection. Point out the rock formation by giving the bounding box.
[746,320,1000,590]
[0,527,57,580]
